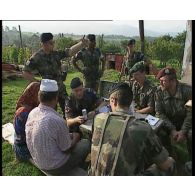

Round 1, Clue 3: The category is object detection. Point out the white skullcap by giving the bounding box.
[40,79,58,92]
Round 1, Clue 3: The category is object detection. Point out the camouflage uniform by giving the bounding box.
[65,88,100,135]
[90,110,169,176]
[129,79,156,114]
[155,82,192,155]
[24,48,70,117]
[122,51,146,78]
[73,48,103,91]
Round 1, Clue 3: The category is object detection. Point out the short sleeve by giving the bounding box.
[23,57,39,73]
[74,50,83,60]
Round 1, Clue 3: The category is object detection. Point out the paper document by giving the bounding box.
[145,115,159,126]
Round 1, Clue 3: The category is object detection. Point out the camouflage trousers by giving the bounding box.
[57,81,68,119]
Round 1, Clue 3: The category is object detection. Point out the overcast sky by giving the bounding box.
[2,20,187,36]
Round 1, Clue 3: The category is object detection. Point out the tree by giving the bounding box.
[151,38,172,67]
[55,37,77,50]
[18,48,25,64]
[101,43,122,54]
[10,45,19,64]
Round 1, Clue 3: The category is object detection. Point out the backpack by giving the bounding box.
[90,112,135,176]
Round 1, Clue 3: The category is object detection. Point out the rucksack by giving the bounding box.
[90,112,135,176]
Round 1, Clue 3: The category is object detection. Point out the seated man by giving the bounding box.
[155,67,192,156]
[13,81,40,161]
[90,83,175,176]
[129,61,156,115]
[25,79,90,176]
[65,77,103,136]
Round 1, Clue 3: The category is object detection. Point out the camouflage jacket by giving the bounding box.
[24,48,70,96]
[73,48,103,80]
[124,51,145,70]
[155,81,192,132]
[90,110,169,176]
[129,79,156,113]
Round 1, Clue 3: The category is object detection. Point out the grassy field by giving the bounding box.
[2,69,188,175]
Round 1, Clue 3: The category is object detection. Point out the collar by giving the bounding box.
[38,103,61,116]
[115,108,129,114]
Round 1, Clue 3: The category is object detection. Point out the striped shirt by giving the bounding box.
[25,104,71,170]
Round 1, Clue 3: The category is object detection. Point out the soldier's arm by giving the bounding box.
[180,106,192,134]
[136,87,155,114]
[155,91,176,132]
[65,100,85,127]
[22,58,39,82]
[145,130,175,174]
[72,52,83,73]
[68,38,88,57]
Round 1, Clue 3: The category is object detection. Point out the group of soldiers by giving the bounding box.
[16,32,192,176]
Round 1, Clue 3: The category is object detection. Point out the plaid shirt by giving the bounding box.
[25,104,71,170]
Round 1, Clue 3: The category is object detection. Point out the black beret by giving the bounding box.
[109,82,130,95]
[87,34,96,42]
[129,61,145,75]
[70,77,83,89]
[40,33,53,43]
[156,67,177,79]
[128,39,136,45]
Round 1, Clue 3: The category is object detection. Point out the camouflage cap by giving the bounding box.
[156,67,176,79]
[128,39,136,45]
[40,33,53,43]
[129,61,145,75]
[109,82,130,96]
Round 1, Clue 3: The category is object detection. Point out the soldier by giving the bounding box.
[90,83,175,176]
[119,39,158,81]
[129,61,156,115]
[65,77,103,136]
[23,32,88,118]
[155,67,192,156]
[72,34,105,92]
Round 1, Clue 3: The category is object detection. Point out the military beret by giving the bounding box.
[128,39,136,45]
[129,61,145,75]
[109,82,130,95]
[40,33,53,43]
[70,77,83,89]
[87,34,96,42]
[156,67,176,79]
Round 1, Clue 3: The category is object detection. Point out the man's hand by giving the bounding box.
[75,116,85,124]
[171,130,178,141]
[176,130,186,142]
[72,132,81,143]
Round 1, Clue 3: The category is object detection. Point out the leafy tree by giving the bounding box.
[10,45,19,64]
[55,37,77,50]
[101,43,122,54]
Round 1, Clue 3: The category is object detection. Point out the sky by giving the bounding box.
[2,20,187,36]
